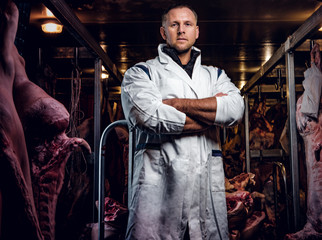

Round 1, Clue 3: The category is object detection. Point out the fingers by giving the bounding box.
[215,92,228,97]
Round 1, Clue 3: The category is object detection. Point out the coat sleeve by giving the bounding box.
[121,64,186,134]
[211,67,245,127]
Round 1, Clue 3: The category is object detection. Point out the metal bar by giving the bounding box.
[274,161,290,232]
[250,149,286,158]
[273,165,278,233]
[286,7,322,52]
[94,58,102,228]
[128,127,136,206]
[248,84,303,94]
[244,95,250,173]
[241,46,285,94]
[42,0,123,82]
[241,5,322,94]
[98,120,128,240]
[285,50,300,231]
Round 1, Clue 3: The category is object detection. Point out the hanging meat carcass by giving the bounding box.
[0,1,90,240]
[249,97,275,150]
[0,1,42,239]
[286,43,322,239]
[225,172,267,240]
[13,29,91,240]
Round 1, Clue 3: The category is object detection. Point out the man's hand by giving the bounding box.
[214,92,228,97]
[183,116,209,132]
[163,92,228,131]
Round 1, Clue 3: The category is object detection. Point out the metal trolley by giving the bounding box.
[97,120,135,240]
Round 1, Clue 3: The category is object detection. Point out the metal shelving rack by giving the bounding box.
[241,5,322,232]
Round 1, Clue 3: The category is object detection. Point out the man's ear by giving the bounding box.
[196,26,199,40]
[160,26,167,41]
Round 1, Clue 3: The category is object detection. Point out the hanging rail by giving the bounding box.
[241,5,322,95]
[242,5,322,232]
[42,0,123,82]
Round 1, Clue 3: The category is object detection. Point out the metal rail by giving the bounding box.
[285,51,300,230]
[97,120,129,240]
[241,5,322,95]
[244,95,250,173]
[42,0,123,82]
[273,161,290,233]
[241,5,322,231]
[93,58,102,219]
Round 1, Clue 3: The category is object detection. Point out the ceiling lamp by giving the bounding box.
[101,66,109,79]
[45,8,55,17]
[41,7,63,34]
[41,21,63,34]
[101,73,109,79]
[319,26,322,31]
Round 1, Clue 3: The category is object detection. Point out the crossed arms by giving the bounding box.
[163,92,227,132]
[121,65,245,135]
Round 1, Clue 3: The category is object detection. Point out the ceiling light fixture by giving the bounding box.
[45,8,54,17]
[101,66,110,79]
[319,26,322,31]
[101,73,109,79]
[41,21,63,33]
[41,7,63,34]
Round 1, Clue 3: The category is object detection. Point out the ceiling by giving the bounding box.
[17,0,322,102]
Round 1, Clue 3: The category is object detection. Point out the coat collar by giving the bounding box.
[157,44,202,98]
[158,44,201,67]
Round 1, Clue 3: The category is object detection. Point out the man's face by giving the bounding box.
[160,7,199,54]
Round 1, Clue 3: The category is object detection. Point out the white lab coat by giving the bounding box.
[121,44,244,240]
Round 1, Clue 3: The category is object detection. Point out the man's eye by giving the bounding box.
[171,23,178,27]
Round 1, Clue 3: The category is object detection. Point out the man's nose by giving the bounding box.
[177,24,185,34]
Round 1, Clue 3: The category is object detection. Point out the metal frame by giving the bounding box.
[241,6,322,95]
[285,50,300,230]
[93,58,102,217]
[42,0,123,82]
[40,0,322,235]
[241,5,322,231]
[97,120,129,240]
[273,161,290,233]
[244,95,250,173]
[40,0,126,228]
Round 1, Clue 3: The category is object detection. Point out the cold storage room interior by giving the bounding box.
[0,0,321,240]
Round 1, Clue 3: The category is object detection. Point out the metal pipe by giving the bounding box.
[273,164,278,231]
[75,47,79,68]
[94,58,102,231]
[274,161,290,232]
[244,95,250,173]
[127,126,136,205]
[97,119,128,240]
[38,48,42,67]
[285,49,300,231]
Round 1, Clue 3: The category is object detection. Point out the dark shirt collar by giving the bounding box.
[162,46,200,78]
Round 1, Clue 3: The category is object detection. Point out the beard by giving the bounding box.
[168,42,194,56]
[174,46,191,54]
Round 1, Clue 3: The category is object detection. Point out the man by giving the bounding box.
[121,4,244,240]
